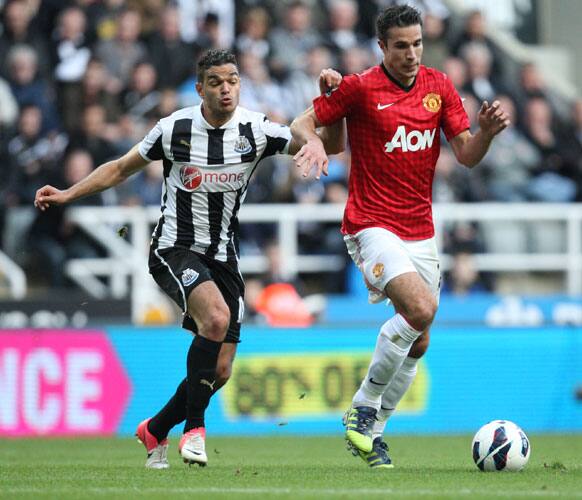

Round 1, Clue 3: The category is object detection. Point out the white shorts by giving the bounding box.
[344,227,441,304]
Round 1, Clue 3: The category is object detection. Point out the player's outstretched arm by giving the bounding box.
[34,145,149,211]
[450,100,510,168]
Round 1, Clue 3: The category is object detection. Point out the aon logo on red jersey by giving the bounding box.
[384,125,437,153]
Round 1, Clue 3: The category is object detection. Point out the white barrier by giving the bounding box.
[3,204,582,321]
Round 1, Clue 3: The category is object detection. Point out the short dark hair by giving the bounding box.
[376,5,423,42]
[196,49,238,83]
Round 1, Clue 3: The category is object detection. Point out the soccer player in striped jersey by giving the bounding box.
[291,5,509,468]
[34,49,345,468]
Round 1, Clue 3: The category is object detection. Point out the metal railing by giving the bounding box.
[2,203,582,321]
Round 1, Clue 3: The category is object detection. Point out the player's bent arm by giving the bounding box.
[449,129,494,169]
[35,145,149,209]
[289,107,324,151]
[289,107,334,179]
[316,117,345,155]
[288,116,345,155]
[450,100,510,168]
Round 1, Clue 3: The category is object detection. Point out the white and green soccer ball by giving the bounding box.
[472,420,531,472]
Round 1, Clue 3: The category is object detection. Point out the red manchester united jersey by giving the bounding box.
[313,64,470,240]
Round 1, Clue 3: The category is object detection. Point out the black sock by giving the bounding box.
[184,335,222,432]
[148,378,187,442]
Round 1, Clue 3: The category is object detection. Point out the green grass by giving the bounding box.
[0,435,581,499]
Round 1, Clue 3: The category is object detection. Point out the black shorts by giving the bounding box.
[148,246,245,343]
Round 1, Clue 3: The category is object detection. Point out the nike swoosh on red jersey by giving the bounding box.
[377,103,395,110]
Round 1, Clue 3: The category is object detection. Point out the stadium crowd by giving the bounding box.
[0,0,581,295]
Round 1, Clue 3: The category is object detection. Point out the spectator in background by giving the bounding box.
[26,149,105,287]
[461,42,507,104]
[562,99,582,200]
[128,0,166,40]
[235,7,271,61]
[119,161,163,206]
[269,1,322,77]
[442,221,490,296]
[194,13,224,53]
[443,250,487,296]
[432,146,478,202]
[339,45,372,75]
[450,10,504,80]
[6,105,66,206]
[522,97,577,202]
[442,56,468,91]
[0,75,19,131]
[51,6,92,132]
[420,12,449,71]
[324,0,367,60]
[122,61,160,121]
[80,59,121,123]
[478,94,540,202]
[67,104,117,166]
[95,9,147,92]
[285,45,333,118]
[0,0,50,78]
[238,52,287,122]
[7,44,60,133]
[174,0,235,48]
[153,88,179,120]
[91,0,127,42]
[148,6,197,89]
[516,62,570,119]
[244,240,313,326]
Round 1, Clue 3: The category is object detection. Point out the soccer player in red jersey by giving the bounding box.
[291,4,509,468]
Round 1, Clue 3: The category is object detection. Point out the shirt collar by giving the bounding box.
[193,104,240,130]
[380,63,418,92]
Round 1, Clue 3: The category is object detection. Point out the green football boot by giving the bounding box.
[343,406,377,453]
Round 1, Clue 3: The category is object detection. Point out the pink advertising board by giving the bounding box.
[0,330,131,436]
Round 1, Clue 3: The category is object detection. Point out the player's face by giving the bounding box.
[196,63,240,123]
[379,24,423,87]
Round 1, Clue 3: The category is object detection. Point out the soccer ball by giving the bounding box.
[472,420,531,472]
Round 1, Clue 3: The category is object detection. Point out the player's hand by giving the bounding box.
[478,100,510,137]
[318,68,342,95]
[34,185,68,211]
[293,138,329,180]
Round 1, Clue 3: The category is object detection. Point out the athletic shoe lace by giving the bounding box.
[353,407,377,434]
[375,440,390,461]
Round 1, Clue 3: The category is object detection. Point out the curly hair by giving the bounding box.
[197,49,238,82]
[376,5,423,43]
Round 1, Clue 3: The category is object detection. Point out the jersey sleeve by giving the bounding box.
[312,74,361,125]
[138,121,165,161]
[260,117,292,157]
[440,75,471,141]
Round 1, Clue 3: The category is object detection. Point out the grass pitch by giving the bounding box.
[0,434,580,499]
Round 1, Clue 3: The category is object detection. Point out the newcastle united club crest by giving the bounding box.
[234,135,252,154]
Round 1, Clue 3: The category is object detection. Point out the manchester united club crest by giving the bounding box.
[372,263,385,279]
[423,93,442,113]
[234,135,252,154]
[180,165,202,190]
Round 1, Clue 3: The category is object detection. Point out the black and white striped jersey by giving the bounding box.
[138,104,291,262]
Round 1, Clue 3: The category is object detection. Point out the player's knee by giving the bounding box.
[407,298,437,331]
[199,307,230,341]
[409,333,430,358]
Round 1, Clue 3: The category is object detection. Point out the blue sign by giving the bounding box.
[109,324,582,436]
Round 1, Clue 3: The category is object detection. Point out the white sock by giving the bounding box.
[352,314,422,410]
[372,356,419,439]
